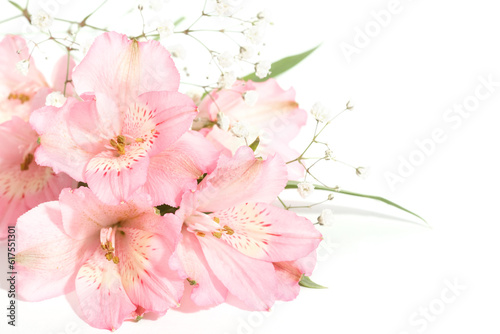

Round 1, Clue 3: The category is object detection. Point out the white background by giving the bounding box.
[1,0,500,333]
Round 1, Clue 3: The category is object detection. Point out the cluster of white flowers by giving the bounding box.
[217,112,231,131]
[255,61,271,79]
[244,21,267,45]
[356,167,369,179]
[217,51,235,69]
[166,44,187,59]
[186,88,204,105]
[297,182,314,199]
[230,121,249,138]
[215,0,243,16]
[45,91,67,108]
[325,149,335,160]
[157,20,175,40]
[310,102,332,122]
[317,209,334,226]
[31,10,53,31]
[242,90,259,106]
[218,71,237,89]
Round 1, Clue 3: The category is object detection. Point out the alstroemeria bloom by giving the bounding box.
[31,32,201,205]
[16,187,185,330]
[0,117,75,238]
[0,35,75,123]
[175,147,322,310]
[194,79,307,179]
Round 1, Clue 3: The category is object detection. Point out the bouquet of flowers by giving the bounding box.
[1,0,424,331]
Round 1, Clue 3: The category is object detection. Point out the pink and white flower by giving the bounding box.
[194,79,307,179]
[31,32,203,205]
[175,147,322,310]
[16,187,185,330]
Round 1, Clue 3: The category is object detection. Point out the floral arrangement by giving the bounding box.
[1,0,424,331]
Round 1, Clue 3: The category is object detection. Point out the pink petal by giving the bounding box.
[142,131,219,206]
[0,117,75,238]
[116,212,185,314]
[75,247,137,331]
[273,251,317,301]
[72,32,179,106]
[59,187,152,240]
[85,145,150,204]
[176,228,228,307]
[213,202,322,262]
[30,98,98,181]
[197,234,277,311]
[15,201,96,301]
[196,146,288,212]
[131,91,197,156]
[51,54,76,96]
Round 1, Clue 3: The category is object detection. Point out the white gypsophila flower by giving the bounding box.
[186,87,204,105]
[157,20,175,40]
[230,121,249,138]
[239,45,256,60]
[217,112,230,131]
[31,10,53,30]
[166,44,187,59]
[310,102,332,122]
[317,209,334,226]
[215,0,242,16]
[325,149,334,160]
[242,90,259,106]
[218,71,237,89]
[255,61,271,79]
[257,10,272,22]
[356,166,369,179]
[45,91,67,108]
[217,51,235,68]
[297,182,314,199]
[244,21,266,45]
[16,60,29,76]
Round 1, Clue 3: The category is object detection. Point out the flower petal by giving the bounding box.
[15,201,96,301]
[197,234,277,310]
[75,247,136,331]
[142,131,219,206]
[273,251,317,301]
[176,228,228,307]
[116,212,185,314]
[72,32,179,105]
[196,146,287,212]
[213,202,322,262]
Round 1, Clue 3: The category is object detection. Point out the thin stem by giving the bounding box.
[0,14,22,25]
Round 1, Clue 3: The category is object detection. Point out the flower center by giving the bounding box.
[8,93,30,104]
[185,213,235,239]
[109,134,145,156]
[100,226,120,264]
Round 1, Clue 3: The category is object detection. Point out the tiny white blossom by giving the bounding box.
[244,21,266,45]
[239,45,256,60]
[16,60,29,76]
[45,91,67,108]
[310,102,332,122]
[317,209,334,226]
[217,112,230,131]
[218,71,236,89]
[157,20,175,40]
[257,10,272,22]
[166,44,187,59]
[356,167,369,179]
[325,149,334,160]
[297,182,314,199]
[31,10,53,30]
[255,61,271,79]
[230,121,249,138]
[215,0,241,16]
[243,90,259,106]
[186,88,204,105]
[217,51,235,68]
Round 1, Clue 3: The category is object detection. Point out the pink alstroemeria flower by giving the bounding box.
[194,79,307,179]
[175,147,322,310]
[0,35,75,124]
[16,187,185,330]
[0,117,75,238]
[31,32,204,205]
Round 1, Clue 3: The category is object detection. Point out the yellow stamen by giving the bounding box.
[8,93,30,104]
[105,252,113,261]
[196,232,206,237]
[20,153,34,171]
[223,225,234,235]
[112,256,120,264]
[212,231,222,239]
[213,217,220,224]
[135,138,144,143]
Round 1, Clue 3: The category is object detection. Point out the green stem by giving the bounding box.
[285,180,427,225]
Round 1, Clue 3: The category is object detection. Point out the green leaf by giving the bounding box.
[299,275,327,289]
[285,181,428,225]
[174,16,186,26]
[8,1,24,12]
[241,44,321,82]
[249,137,260,152]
